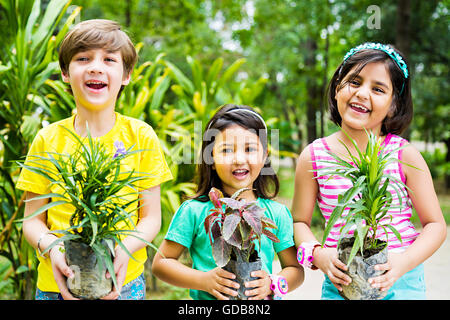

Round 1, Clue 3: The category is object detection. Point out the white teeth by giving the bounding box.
[233,169,248,173]
[350,103,369,112]
[86,81,106,84]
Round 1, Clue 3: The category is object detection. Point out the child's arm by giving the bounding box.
[103,184,162,299]
[152,239,239,300]
[292,147,351,291]
[292,147,321,245]
[369,144,447,291]
[22,191,78,300]
[243,246,304,300]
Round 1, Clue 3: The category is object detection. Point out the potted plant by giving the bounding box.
[19,126,155,299]
[319,130,411,300]
[204,187,280,300]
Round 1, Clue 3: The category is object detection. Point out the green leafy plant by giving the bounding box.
[319,130,413,265]
[204,187,279,267]
[18,125,156,289]
[0,0,79,299]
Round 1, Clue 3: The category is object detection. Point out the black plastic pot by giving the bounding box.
[224,257,262,300]
[338,237,388,300]
[64,240,112,300]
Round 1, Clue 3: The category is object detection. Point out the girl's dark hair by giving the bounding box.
[327,45,413,135]
[193,104,279,202]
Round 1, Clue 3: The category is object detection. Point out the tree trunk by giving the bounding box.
[445,137,450,191]
[305,38,318,144]
[125,0,132,27]
[395,0,412,140]
[395,0,411,58]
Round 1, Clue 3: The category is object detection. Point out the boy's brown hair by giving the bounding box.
[59,19,137,78]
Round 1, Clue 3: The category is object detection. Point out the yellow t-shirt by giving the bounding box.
[16,112,173,292]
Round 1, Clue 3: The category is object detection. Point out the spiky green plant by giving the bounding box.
[319,130,414,265]
[18,125,157,290]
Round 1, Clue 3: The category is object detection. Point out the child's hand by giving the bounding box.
[368,252,408,292]
[203,267,239,300]
[244,270,272,300]
[49,245,79,300]
[313,247,352,291]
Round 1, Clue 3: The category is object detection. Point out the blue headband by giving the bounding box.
[343,42,409,79]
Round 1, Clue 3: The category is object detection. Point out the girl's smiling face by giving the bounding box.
[335,61,394,135]
[62,48,130,112]
[212,124,267,199]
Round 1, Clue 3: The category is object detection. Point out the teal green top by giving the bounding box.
[165,197,294,300]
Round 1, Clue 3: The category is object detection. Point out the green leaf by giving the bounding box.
[149,74,171,110]
[163,60,194,95]
[31,0,70,51]
[385,224,403,244]
[41,233,80,256]
[187,55,203,92]
[322,204,345,245]
[346,231,364,266]
[17,200,67,222]
[217,58,246,90]
[24,192,67,202]
[206,57,223,91]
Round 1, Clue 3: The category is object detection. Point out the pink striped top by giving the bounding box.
[311,133,419,253]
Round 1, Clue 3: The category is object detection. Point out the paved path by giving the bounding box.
[273,226,450,300]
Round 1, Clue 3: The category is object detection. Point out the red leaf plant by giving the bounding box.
[204,187,280,267]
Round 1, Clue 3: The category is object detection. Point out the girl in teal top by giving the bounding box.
[152,104,304,300]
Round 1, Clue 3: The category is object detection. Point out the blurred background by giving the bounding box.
[0,0,448,299]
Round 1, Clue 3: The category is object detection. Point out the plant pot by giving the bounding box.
[64,240,112,300]
[337,237,388,300]
[224,257,262,300]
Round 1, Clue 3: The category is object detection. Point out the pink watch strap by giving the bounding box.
[297,241,321,269]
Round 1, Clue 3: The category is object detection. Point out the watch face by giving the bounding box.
[297,247,305,264]
[278,277,288,294]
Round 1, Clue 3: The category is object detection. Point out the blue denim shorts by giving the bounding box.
[35,273,146,300]
[321,264,426,300]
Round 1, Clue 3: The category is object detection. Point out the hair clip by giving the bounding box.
[343,42,409,79]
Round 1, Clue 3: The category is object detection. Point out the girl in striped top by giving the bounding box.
[292,43,446,299]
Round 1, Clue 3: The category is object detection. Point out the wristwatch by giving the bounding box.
[269,274,288,300]
[297,241,321,269]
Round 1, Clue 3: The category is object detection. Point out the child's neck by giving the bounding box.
[74,108,116,138]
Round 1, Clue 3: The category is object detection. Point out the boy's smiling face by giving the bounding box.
[62,48,130,112]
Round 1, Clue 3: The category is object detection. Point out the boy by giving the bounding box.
[16,19,172,300]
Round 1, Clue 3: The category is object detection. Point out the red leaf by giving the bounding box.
[208,187,223,209]
[204,211,219,234]
[204,211,222,246]
[261,216,277,229]
[262,228,280,243]
[212,236,232,267]
[243,210,262,236]
[226,227,243,249]
[222,213,241,241]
